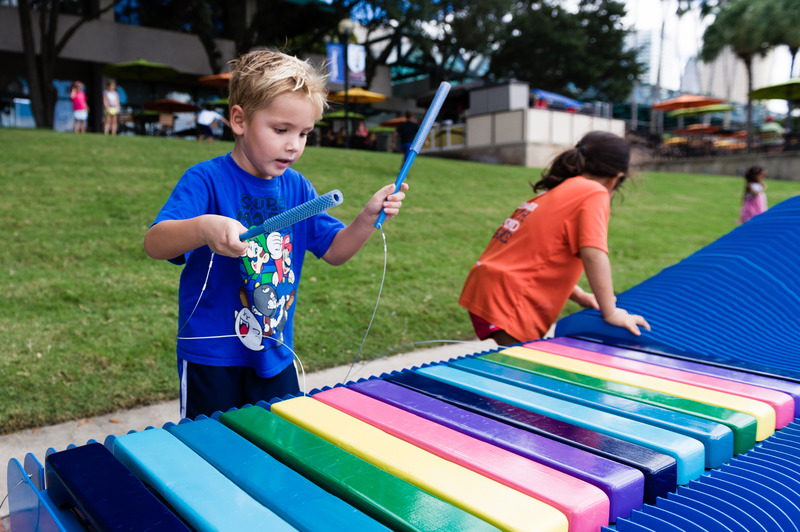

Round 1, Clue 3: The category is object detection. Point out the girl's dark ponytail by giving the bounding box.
[533,131,630,193]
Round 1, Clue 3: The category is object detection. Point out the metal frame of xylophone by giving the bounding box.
[7,337,800,532]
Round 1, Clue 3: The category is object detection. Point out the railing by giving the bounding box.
[423,123,466,151]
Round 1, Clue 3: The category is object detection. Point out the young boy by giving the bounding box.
[144,50,408,419]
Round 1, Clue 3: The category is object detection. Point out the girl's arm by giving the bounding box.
[569,285,598,309]
[580,246,650,336]
[144,215,249,260]
[322,183,408,266]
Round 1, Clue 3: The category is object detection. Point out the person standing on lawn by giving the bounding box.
[70,81,89,133]
[737,165,768,224]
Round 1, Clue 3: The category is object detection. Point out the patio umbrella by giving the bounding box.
[102,59,178,82]
[652,94,724,112]
[328,87,387,104]
[323,110,365,120]
[143,98,200,113]
[683,124,720,135]
[760,121,785,133]
[532,88,583,109]
[749,78,800,101]
[198,73,232,87]
[380,116,416,127]
[667,103,734,117]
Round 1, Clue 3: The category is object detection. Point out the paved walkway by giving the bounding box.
[0,339,498,525]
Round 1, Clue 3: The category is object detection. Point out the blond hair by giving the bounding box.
[228,49,328,121]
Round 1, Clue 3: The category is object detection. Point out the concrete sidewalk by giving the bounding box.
[1,339,498,525]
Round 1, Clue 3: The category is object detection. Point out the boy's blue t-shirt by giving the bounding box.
[153,153,345,377]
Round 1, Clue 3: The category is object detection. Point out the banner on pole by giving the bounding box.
[326,43,366,87]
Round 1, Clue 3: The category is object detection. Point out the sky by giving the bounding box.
[623,0,794,98]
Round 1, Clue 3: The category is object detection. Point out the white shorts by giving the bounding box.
[74,110,88,121]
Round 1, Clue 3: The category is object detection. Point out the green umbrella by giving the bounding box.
[760,121,784,133]
[749,79,800,101]
[323,109,365,120]
[667,103,735,117]
[102,59,179,82]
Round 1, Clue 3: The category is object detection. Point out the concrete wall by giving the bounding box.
[442,107,626,168]
[0,6,235,76]
[638,151,800,181]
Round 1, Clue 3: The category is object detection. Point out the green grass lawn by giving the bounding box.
[2,128,799,433]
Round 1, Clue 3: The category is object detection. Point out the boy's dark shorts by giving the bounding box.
[179,359,300,419]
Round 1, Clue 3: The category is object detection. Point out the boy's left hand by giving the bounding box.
[321,182,410,266]
[369,182,409,224]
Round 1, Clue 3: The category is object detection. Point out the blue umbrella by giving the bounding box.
[532,88,583,109]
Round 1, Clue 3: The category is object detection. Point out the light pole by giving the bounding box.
[338,18,355,149]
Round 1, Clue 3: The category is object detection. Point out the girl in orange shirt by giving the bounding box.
[459,131,650,345]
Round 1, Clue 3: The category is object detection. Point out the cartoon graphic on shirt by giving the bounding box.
[238,229,295,350]
[234,306,264,351]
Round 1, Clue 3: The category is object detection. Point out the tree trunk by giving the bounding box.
[17,0,47,128]
[18,1,119,129]
[650,17,666,135]
[744,57,753,152]
[788,47,797,131]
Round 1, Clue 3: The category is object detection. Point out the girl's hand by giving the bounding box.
[604,308,651,336]
[570,285,600,309]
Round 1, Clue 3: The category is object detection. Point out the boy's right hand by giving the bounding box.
[201,214,249,257]
[604,308,651,337]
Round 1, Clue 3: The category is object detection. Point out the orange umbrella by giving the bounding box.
[198,73,231,87]
[380,116,416,127]
[652,94,725,112]
[683,124,721,135]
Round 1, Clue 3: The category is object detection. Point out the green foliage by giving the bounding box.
[700,0,777,148]
[2,128,800,433]
[762,0,800,78]
[487,0,644,102]
[700,0,773,64]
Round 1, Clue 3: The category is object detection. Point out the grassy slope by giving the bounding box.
[2,128,799,432]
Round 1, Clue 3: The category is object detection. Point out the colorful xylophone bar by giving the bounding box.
[7,336,800,531]
[8,196,800,531]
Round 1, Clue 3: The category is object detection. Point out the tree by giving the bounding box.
[117,0,350,73]
[224,0,349,59]
[701,0,773,150]
[488,0,644,102]
[764,0,800,120]
[17,0,116,128]
[771,0,800,79]
[353,0,513,87]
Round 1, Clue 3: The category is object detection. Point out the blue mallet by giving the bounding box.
[374,81,451,229]
[239,189,344,241]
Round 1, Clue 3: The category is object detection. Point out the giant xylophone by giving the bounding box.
[7,196,800,531]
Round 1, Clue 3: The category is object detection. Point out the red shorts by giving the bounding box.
[468,312,501,340]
